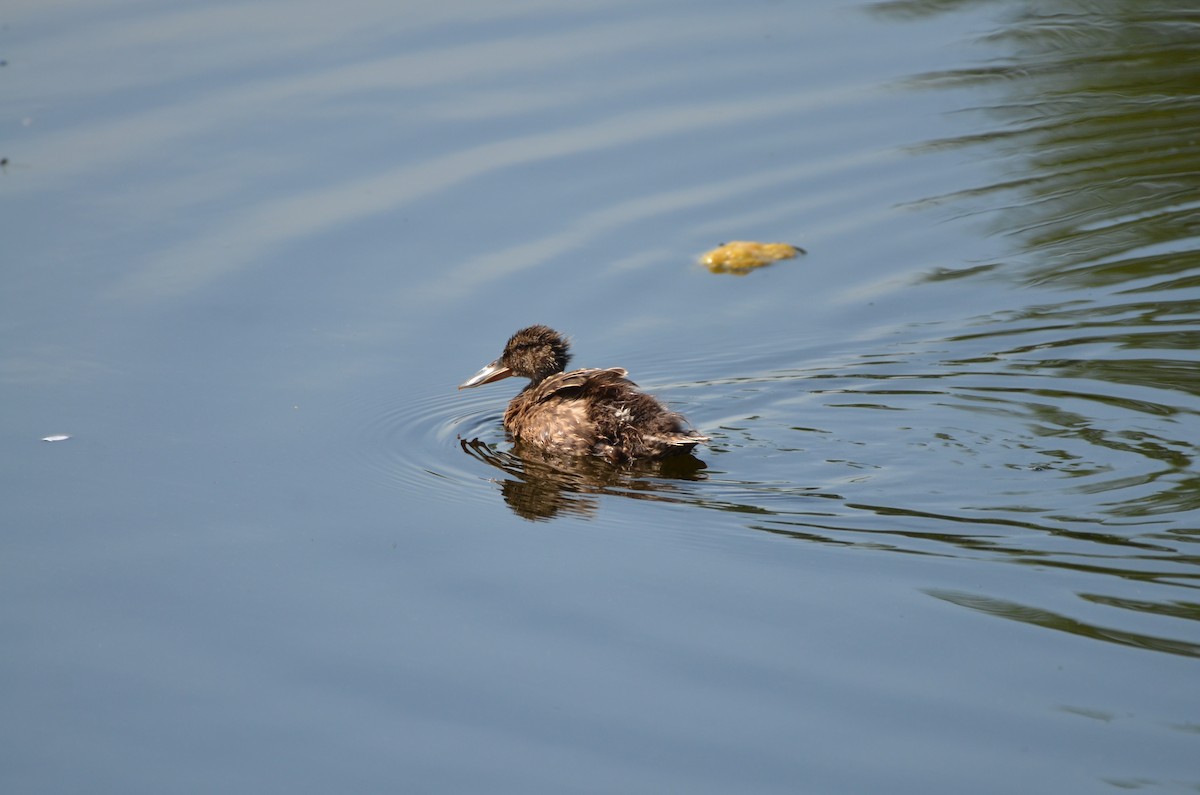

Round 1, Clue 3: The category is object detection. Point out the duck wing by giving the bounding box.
[523,367,632,404]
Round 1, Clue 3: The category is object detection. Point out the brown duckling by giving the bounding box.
[459,325,708,463]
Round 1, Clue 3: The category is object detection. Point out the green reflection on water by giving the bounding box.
[886,0,1200,288]
[927,588,1200,659]
[868,0,1200,525]
[850,0,1200,662]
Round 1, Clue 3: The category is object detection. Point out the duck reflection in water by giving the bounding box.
[458,325,708,463]
[460,437,706,521]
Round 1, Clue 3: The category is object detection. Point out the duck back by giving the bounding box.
[505,368,707,463]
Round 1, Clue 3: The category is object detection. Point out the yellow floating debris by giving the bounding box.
[701,241,804,275]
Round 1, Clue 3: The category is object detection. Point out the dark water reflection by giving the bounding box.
[929,589,1200,659]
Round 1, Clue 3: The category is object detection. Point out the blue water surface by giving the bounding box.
[3,1,1198,792]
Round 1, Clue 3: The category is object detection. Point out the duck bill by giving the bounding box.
[458,360,513,389]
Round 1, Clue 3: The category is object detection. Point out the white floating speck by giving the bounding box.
[41,434,71,442]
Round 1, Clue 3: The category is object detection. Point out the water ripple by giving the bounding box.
[349,383,506,504]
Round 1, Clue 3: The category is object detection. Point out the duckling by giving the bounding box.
[459,325,707,463]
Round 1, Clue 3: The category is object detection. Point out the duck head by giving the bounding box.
[459,325,573,389]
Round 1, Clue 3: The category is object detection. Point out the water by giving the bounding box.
[3,1,1199,792]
